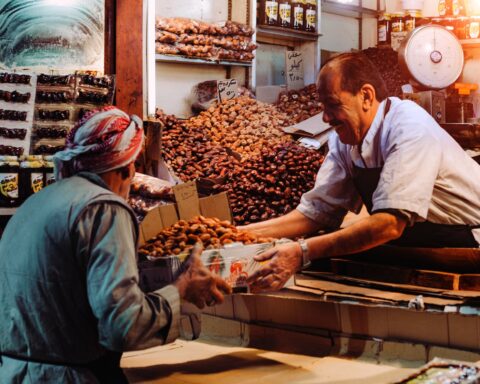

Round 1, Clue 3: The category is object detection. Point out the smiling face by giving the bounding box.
[318,64,379,145]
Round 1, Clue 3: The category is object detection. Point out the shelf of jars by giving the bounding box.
[256,24,320,41]
[155,54,253,67]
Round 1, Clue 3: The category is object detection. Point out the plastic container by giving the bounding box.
[305,0,316,32]
[378,13,391,45]
[19,156,44,201]
[291,0,305,30]
[43,155,55,186]
[279,0,292,28]
[264,0,279,25]
[0,156,20,207]
[405,10,421,32]
[391,12,405,32]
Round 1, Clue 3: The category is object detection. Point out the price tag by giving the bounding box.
[285,51,304,90]
[217,79,238,102]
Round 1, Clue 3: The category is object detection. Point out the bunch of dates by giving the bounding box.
[139,215,274,258]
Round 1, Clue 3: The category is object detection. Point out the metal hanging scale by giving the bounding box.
[398,24,464,89]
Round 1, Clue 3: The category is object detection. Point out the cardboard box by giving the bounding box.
[138,181,232,246]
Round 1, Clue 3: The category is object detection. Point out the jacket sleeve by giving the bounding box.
[73,202,180,352]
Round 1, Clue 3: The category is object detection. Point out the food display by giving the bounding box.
[275,84,323,124]
[187,96,291,157]
[362,46,410,98]
[155,17,256,62]
[157,109,243,181]
[31,72,115,157]
[128,173,174,221]
[213,142,324,225]
[0,71,36,157]
[138,215,274,258]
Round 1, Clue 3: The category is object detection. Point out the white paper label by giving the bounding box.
[0,173,18,198]
[217,79,238,102]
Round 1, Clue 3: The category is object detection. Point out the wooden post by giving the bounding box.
[115,0,144,118]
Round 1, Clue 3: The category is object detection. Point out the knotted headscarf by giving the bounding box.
[53,106,144,180]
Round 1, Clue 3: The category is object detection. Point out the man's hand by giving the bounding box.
[247,242,303,293]
[174,244,232,309]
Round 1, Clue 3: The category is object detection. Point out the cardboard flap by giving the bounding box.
[139,208,164,246]
[173,181,201,220]
[283,112,331,137]
[200,192,232,222]
[158,204,179,228]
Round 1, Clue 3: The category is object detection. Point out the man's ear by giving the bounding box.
[360,84,376,111]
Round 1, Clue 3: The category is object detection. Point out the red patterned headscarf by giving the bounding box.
[53,106,144,180]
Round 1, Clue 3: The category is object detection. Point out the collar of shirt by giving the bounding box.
[76,171,112,192]
[350,98,388,168]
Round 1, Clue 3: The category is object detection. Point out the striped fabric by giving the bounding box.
[53,106,144,180]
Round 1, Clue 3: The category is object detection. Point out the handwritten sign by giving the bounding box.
[285,51,304,90]
[217,79,238,102]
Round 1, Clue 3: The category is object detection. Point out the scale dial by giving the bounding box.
[399,24,464,89]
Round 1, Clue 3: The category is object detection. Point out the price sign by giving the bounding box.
[217,79,238,102]
[285,51,304,90]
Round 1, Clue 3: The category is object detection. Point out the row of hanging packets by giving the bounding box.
[0,71,36,156]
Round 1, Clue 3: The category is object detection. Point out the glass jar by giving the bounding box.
[264,0,279,26]
[468,18,480,39]
[291,0,305,30]
[391,12,405,33]
[19,156,44,202]
[0,156,20,207]
[438,0,452,16]
[305,0,317,32]
[405,10,421,32]
[378,13,391,44]
[279,0,292,28]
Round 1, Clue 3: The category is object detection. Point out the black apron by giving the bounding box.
[351,98,479,248]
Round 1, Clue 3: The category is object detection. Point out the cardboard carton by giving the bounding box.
[138,181,232,246]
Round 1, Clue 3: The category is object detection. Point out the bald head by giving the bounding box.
[318,52,388,103]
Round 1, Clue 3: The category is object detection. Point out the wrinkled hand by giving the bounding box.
[247,242,302,293]
[175,244,232,309]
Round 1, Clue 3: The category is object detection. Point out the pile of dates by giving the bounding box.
[139,215,274,258]
[157,109,242,181]
[214,142,324,225]
[187,96,291,158]
[275,84,323,124]
[362,47,410,98]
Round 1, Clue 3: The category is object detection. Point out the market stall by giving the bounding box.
[1,1,480,383]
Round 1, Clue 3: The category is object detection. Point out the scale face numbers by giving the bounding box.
[403,25,464,89]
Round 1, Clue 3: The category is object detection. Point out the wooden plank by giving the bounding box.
[330,259,462,291]
[115,0,144,118]
[343,245,480,273]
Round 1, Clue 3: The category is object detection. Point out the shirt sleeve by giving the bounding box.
[73,202,180,352]
[297,136,363,228]
[371,106,442,220]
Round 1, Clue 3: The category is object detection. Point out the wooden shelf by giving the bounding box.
[460,38,480,48]
[256,25,320,42]
[155,54,253,67]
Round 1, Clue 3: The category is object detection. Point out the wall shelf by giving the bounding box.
[155,54,253,67]
[256,25,321,43]
[460,38,480,48]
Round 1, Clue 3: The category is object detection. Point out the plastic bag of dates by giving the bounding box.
[130,172,174,199]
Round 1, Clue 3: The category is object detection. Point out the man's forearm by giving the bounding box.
[241,209,321,239]
[306,212,407,261]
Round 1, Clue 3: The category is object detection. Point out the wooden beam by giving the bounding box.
[104,0,116,75]
[115,0,144,118]
[330,259,462,291]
